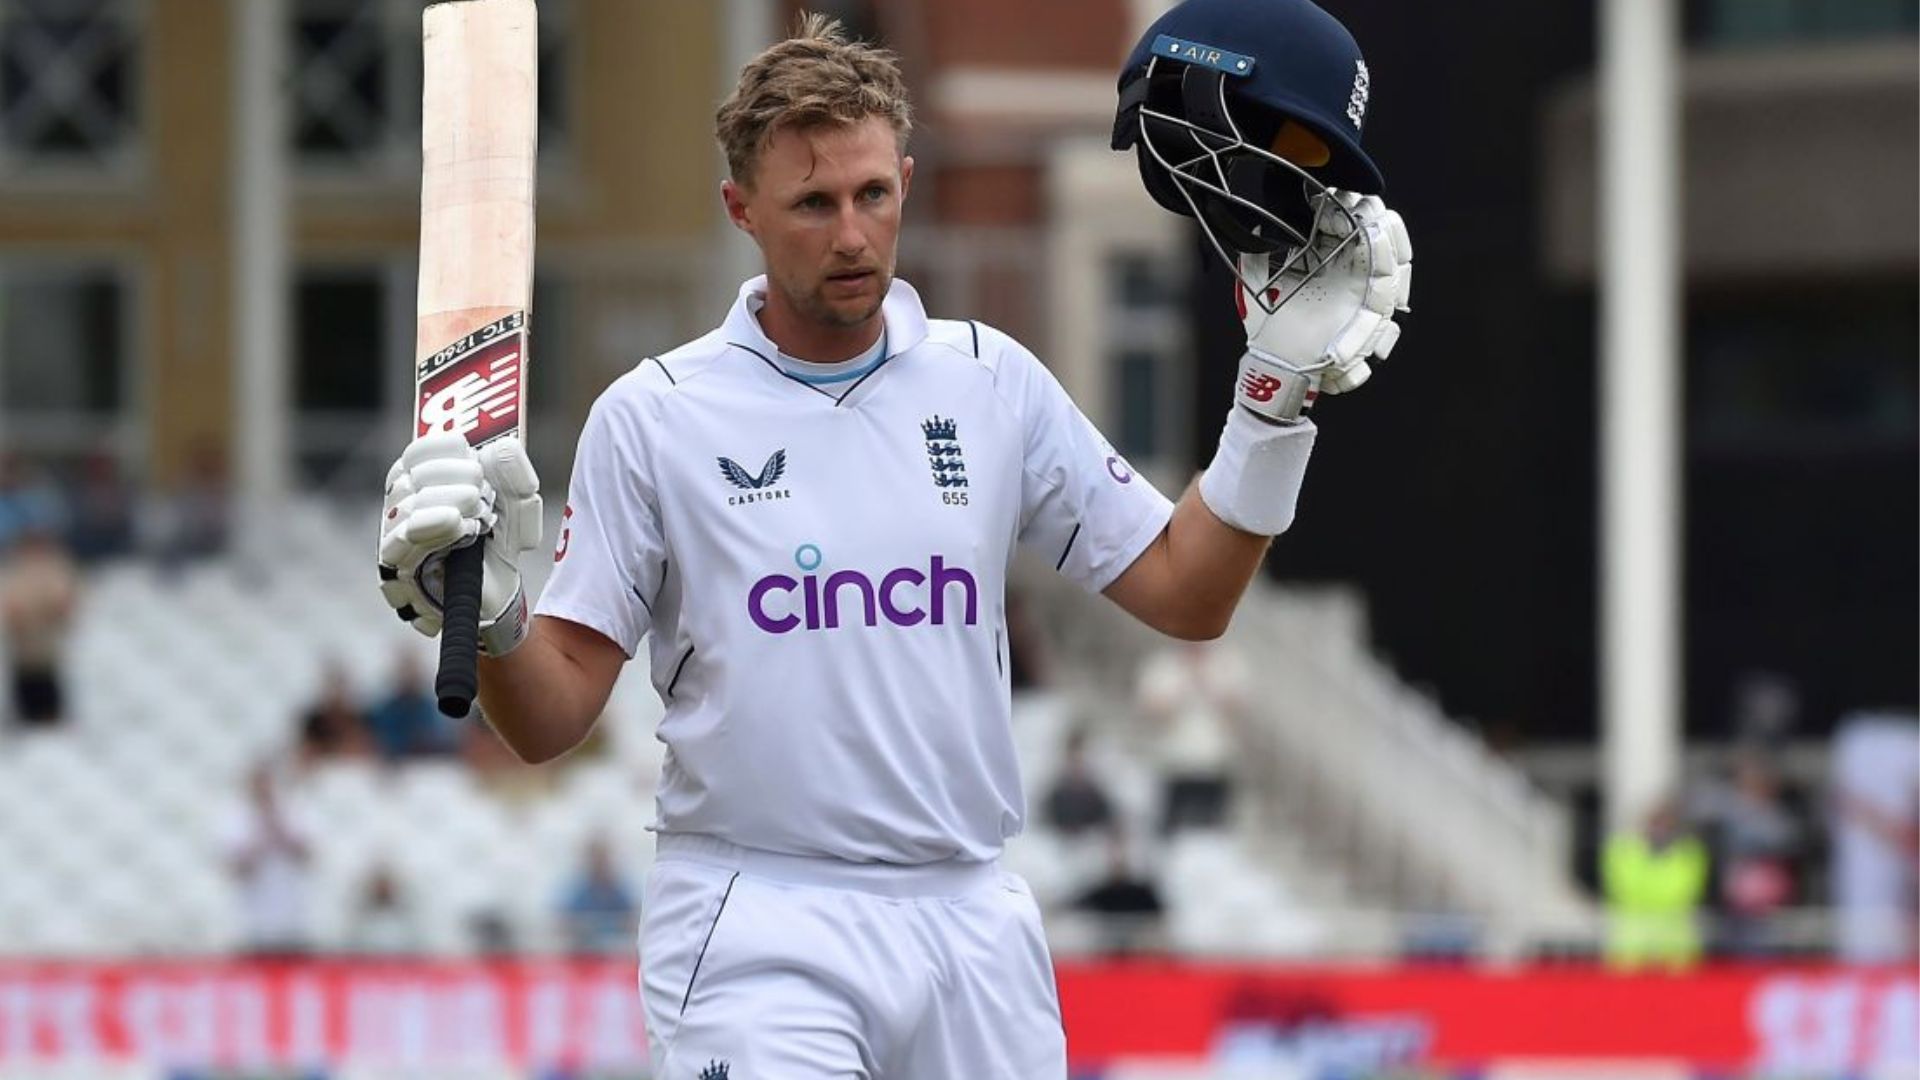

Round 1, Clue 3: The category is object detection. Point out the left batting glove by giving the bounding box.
[1233,191,1413,424]
[378,432,543,657]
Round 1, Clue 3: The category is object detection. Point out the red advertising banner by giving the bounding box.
[0,961,1911,1074]
[1058,963,1918,1075]
[0,959,650,1072]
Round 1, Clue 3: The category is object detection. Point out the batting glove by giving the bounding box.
[1234,191,1413,423]
[378,432,543,656]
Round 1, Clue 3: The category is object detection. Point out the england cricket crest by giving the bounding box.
[922,415,967,489]
[416,310,527,447]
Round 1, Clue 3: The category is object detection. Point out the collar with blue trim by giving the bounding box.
[722,273,931,365]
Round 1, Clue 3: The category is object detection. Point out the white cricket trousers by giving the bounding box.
[640,833,1068,1079]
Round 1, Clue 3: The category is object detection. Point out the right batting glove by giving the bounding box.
[1234,190,1413,424]
[378,432,543,656]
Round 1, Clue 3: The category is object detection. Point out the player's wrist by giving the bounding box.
[1199,404,1317,536]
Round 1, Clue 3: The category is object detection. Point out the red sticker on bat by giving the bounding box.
[417,326,526,446]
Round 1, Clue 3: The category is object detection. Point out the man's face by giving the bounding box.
[723,116,913,333]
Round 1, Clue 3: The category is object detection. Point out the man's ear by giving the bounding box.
[899,155,914,202]
[722,178,754,236]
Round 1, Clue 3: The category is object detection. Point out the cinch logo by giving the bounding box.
[747,544,978,634]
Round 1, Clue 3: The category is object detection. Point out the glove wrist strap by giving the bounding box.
[1235,348,1320,424]
[480,584,530,658]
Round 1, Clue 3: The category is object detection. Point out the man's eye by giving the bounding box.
[861,186,888,202]
[797,195,827,210]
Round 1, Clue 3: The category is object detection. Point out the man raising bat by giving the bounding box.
[377,0,1411,1075]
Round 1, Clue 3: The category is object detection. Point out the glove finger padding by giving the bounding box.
[1383,206,1414,264]
[1372,320,1403,360]
[1320,359,1372,395]
[1236,190,1412,414]
[479,437,544,556]
[403,431,475,470]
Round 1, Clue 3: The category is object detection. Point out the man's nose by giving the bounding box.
[831,204,867,255]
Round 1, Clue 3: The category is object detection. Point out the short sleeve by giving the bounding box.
[991,327,1174,593]
[534,388,668,657]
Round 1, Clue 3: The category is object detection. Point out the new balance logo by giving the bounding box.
[1240,372,1284,403]
[417,344,522,441]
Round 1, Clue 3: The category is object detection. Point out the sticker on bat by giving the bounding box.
[417,316,527,446]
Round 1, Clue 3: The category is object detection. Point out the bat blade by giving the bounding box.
[417,0,538,717]
[417,0,536,444]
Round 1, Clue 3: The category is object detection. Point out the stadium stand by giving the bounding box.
[0,499,1588,960]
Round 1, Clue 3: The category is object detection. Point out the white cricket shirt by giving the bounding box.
[536,276,1173,864]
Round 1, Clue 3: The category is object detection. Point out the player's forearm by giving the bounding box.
[475,622,604,764]
[1107,479,1271,640]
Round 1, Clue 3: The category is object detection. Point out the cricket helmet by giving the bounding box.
[1113,0,1382,307]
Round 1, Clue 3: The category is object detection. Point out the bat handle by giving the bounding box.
[435,538,487,718]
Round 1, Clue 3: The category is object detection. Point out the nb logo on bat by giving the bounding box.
[417,333,524,446]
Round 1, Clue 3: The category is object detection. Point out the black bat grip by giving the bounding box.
[435,538,487,717]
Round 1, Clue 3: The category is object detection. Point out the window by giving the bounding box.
[296,271,385,413]
[1116,348,1162,459]
[0,0,140,173]
[1689,0,1919,46]
[294,262,404,483]
[0,261,133,457]
[1105,253,1190,464]
[291,0,393,163]
[293,0,570,176]
[1689,283,1917,454]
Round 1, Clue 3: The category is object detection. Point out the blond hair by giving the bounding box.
[715,13,913,187]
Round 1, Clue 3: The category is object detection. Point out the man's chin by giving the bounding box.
[811,290,886,328]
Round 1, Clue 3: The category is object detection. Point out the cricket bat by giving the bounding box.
[415,0,538,717]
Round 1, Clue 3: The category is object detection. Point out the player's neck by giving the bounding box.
[756,290,883,363]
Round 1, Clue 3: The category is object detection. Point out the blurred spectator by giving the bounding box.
[1602,796,1709,972]
[222,762,316,957]
[0,527,78,729]
[1137,642,1246,834]
[299,662,372,763]
[560,836,638,955]
[143,440,229,569]
[1072,830,1165,955]
[1730,670,1800,746]
[1829,711,1920,963]
[471,910,517,955]
[0,455,65,552]
[365,650,458,761]
[1042,726,1116,837]
[347,864,423,956]
[65,452,136,563]
[1694,747,1803,956]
